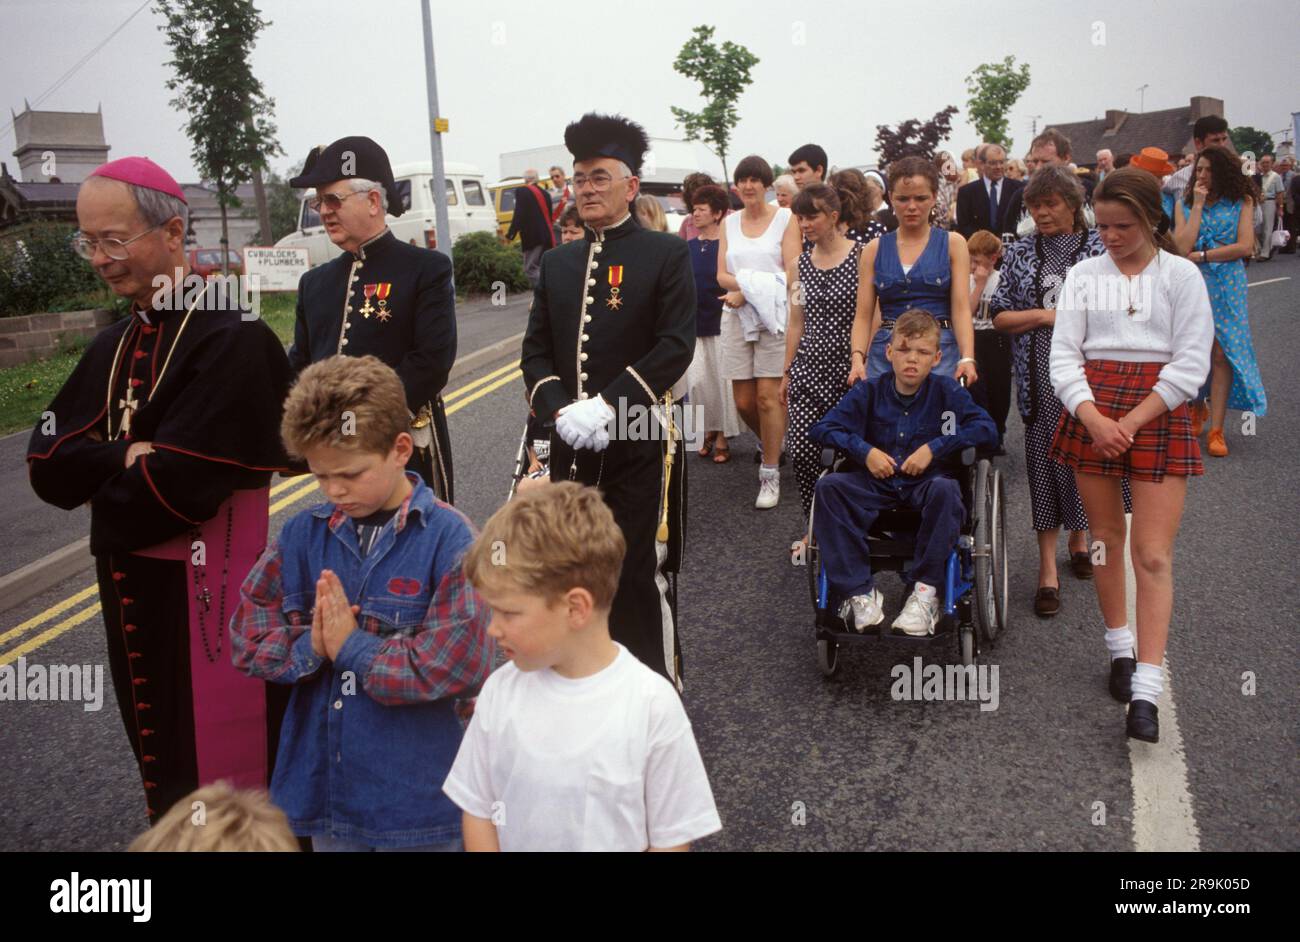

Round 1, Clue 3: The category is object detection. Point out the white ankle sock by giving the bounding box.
[914,582,937,600]
[760,464,779,476]
[1105,625,1134,661]
[1130,662,1163,705]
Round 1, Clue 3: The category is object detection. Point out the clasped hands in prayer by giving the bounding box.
[311,569,360,661]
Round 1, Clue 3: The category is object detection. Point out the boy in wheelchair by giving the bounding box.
[810,310,997,636]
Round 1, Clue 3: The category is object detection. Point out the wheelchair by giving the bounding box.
[804,445,1009,677]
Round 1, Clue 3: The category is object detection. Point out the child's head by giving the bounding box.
[281,355,413,518]
[966,229,1002,277]
[129,781,299,852]
[886,309,943,386]
[559,204,583,243]
[1093,166,1177,264]
[462,482,625,672]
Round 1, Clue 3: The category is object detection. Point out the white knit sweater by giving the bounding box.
[1050,250,1214,415]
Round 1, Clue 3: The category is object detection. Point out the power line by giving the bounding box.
[0,0,153,147]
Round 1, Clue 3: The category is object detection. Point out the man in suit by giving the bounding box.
[507,168,555,288]
[955,143,1023,239]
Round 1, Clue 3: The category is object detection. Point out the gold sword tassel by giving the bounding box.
[656,391,676,544]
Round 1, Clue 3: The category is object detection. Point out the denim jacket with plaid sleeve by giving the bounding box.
[230,472,494,847]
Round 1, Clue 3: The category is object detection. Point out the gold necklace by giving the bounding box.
[105,290,205,441]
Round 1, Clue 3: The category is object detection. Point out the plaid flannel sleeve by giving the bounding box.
[229,541,328,683]
[333,560,495,706]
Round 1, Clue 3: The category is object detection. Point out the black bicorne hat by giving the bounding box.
[564,113,651,177]
[289,136,405,217]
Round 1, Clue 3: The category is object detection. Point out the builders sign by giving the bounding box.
[242,247,310,291]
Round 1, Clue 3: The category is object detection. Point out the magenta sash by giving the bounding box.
[135,487,271,789]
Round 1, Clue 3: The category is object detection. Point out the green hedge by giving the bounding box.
[1,222,108,316]
[452,231,530,296]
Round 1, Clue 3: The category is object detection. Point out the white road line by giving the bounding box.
[1124,513,1201,851]
[1247,276,1291,288]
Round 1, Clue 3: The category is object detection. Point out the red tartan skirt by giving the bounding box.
[1051,360,1203,482]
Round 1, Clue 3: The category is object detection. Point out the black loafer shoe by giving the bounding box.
[1127,700,1159,743]
[1109,657,1136,702]
[1034,586,1060,617]
[1070,552,1094,580]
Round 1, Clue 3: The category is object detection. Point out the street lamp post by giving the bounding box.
[421,0,452,264]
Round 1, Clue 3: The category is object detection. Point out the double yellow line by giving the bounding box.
[0,361,522,665]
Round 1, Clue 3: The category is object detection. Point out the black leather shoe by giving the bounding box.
[1127,700,1159,743]
[1109,657,1136,702]
[1069,552,1094,580]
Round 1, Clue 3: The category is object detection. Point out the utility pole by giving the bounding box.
[421,0,452,263]
[1137,84,1149,114]
[1029,115,1042,136]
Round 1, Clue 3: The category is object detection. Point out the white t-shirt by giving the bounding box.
[1050,250,1213,415]
[443,644,722,851]
[970,269,1001,330]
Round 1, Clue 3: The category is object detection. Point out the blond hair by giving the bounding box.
[463,482,625,609]
[891,308,942,346]
[281,355,408,459]
[635,194,668,232]
[129,782,299,852]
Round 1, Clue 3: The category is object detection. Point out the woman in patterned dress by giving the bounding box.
[781,183,863,525]
[1172,145,1265,457]
[989,167,1116,617]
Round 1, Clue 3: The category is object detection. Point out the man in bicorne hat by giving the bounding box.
[521,113,695,685]
[287,136,456,501]
[27,157,295,824]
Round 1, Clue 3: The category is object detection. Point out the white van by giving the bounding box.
[275,161,497,267]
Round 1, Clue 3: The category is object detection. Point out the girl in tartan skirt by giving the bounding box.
[1049,168,1215,744]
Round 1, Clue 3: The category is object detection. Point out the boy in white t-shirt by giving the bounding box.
[443,482,721,851]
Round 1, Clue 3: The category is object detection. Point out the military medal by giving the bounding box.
[375,283,393,322]
[360,283,377,318]
[606,265,624,310]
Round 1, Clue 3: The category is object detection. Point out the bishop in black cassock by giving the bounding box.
[26,157,294,823]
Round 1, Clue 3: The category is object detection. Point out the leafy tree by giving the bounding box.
[875,106,959,166]
[246,169,304,243]
[670,25,759,182]
[965,56,1032,150]
[157,0,281,272]
[1229,126,1274,158]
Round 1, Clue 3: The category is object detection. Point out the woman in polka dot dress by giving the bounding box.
[781,183,864,520]
[1172,145,1266,457]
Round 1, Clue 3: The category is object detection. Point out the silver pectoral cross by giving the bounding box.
[118,385,139,438]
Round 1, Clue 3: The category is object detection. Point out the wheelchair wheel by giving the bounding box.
[817,638,840,678]
[973,461,1000,644]
[959,626,975,666]
[991,468,1010,635]
[805,539,820,608]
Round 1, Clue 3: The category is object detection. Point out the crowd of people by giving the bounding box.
[24,102,1283,852]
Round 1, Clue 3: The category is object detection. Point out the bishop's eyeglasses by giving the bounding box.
[72,226,162,261]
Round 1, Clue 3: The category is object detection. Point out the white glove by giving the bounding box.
[556,396,614,452]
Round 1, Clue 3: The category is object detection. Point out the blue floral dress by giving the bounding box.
[1182,198,1268,415]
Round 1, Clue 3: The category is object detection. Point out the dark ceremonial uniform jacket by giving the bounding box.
[506,183,555,251]
[288,229,456,502]
[28,286,294,555]
[522,212,695,421]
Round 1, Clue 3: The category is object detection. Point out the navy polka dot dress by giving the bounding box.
[788,242,863,517]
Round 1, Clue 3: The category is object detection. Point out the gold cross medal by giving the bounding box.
[375,283,393,322]
[606,265,624,310]
[360,283,377,318]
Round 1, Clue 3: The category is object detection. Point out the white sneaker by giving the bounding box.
[892,589,940,637]
[755,470,780,509]
[838,588,885,633]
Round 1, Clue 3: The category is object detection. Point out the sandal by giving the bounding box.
[698,432,717,459]
[712,442,731,463]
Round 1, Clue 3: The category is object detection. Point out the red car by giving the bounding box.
[188,247,244,277]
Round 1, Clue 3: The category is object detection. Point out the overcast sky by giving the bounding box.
[1,0,1295,185]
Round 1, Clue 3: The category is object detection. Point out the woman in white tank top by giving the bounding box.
[716,155,801,509]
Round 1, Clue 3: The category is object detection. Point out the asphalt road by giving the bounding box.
[1,256,1296,852]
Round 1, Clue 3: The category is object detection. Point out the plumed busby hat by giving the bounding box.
[289,136,405,217]
[564,113,651,177]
